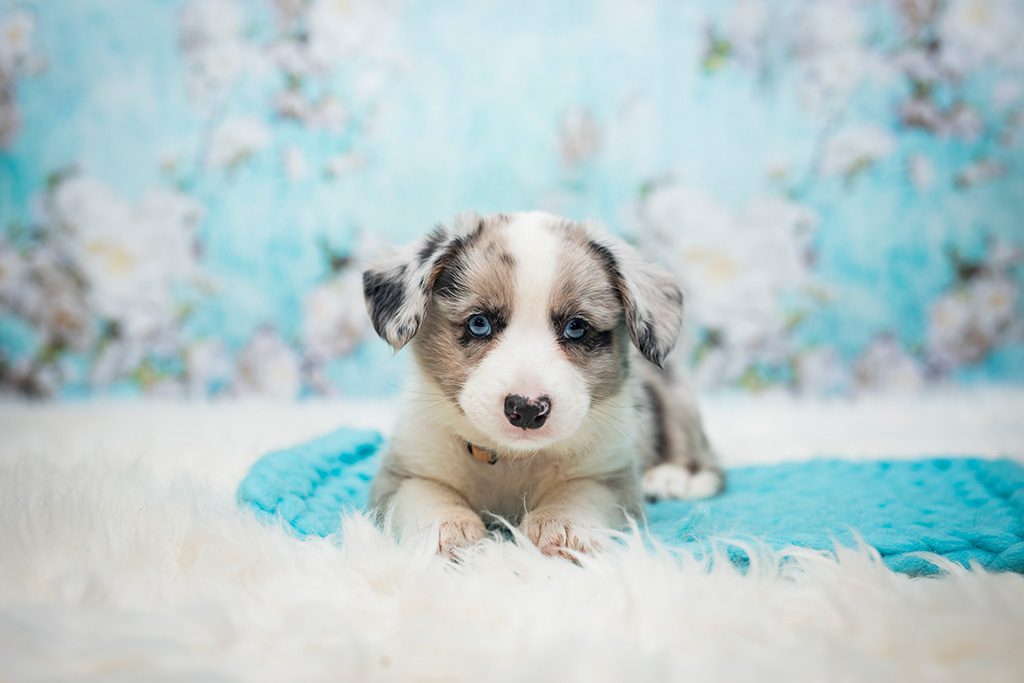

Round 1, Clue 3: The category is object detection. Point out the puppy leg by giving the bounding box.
[521,478,625,558]
[638,366,724,501]
[386,477,487,557]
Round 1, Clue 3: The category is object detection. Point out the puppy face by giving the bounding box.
[363,212,683,452]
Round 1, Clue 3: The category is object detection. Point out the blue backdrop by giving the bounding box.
[1,0,1022,398]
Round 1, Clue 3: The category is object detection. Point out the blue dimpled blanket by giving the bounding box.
[237,427,1024,575]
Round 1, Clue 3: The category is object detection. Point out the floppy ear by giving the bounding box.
[362,228,450,350]
[587,234,684,367]
[362,215,482,350]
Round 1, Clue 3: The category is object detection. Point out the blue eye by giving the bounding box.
[563,318,589,341]
[467,314,492,338]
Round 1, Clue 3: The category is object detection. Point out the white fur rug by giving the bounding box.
[2,391,1024,682]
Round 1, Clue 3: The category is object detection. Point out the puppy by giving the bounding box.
[362,211,722,557]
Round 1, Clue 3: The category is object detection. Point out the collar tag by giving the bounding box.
[466,442,498,465]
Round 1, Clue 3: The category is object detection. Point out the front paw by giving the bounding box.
[436,512,487,558]
[521,512,602,559]
[642,463,724,501]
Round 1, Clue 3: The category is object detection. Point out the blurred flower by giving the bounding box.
[49,176,203,342]
[926,242,1020,371]
[89,338,145,387]
[894,48,944,84]
[185,338,233,396]
[636,183,818,386]
[0,9,43,147]
[206,117,271,169]
[821,125,895,178]
[236,328,302,399]
[314,96,348,132]
[993,79,1023,108]
[927,292,986,368]
[854,335,925,392]
[1,237,92,354]
[907,153,936,190]
[306,0,400,68]
[954,159,1006,188]
[793,2,864,55]
[938,0,1024,76]
[274,89,312,120]
[945,103,984,140]
[0,10,34,74]
[690,345,753,389]
[902,98,986,140]
[179,0,257,99]
[324,152,366,178]
[704,0,890,115]
[970,275,1017,337]
[899,97,943,132]
[559,108,602,167]
[275,91,348,131]
[0,85,17,147]
[0,238,24,302]
[988,241,1021,271]
[792,2,894,115]
[302,270,369,361]
[897,0,940,30]
[282,146,309,182]
[796,346,851,395]
[20,246,93,349]
[720,0,770,67]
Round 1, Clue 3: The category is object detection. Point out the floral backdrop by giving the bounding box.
[0,0,1022,399]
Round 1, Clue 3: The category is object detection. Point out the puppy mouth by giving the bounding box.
[486,418,568,451]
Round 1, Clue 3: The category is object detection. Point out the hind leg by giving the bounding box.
[637,365,724,501]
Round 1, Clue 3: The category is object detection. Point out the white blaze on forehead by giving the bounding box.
[504,212,561,325]
[456,212,591,451]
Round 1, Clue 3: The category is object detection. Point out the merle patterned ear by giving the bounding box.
[362,227,451,350]
[587,235,684,367]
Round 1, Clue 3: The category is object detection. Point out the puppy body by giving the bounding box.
[364,212,722,555]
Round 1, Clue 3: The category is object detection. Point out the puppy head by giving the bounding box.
[363,212,683,452]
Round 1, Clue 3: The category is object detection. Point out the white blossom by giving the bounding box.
[0,239,24,302]
[927,292,984,368]
[22,246,93,349]
[637,183,818,384]
[89,338,145,387]
[924,242,1021,373]
[185,338,233,396]
[49,176,202,342]
[0,10,34,74]
[821,125,895,177]
[970,275,1017,338]
[791,2,895,115]
[955,159,1005,187]
[179,0,259,98]
[908,153,936,190]
[854,335,925,392]
[938,0,1024,76]
[993,79,1023,108]
[796,346,851,395]
[236,328,302,399]
[313,97,348,132]
[206,118,271,169]
[722,0,771,66]
[324,152,366,178]
[302,270,370,361]
[305,0,401,69]
[282,146,309,182]
[559,108,602,167]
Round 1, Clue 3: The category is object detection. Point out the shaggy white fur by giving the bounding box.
[2,391,1024,681]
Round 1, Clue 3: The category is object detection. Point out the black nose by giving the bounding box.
[503,394,551,430]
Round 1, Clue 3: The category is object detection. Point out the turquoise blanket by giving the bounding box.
[237,428,1024,575]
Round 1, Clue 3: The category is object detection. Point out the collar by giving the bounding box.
[466,441,498,465]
